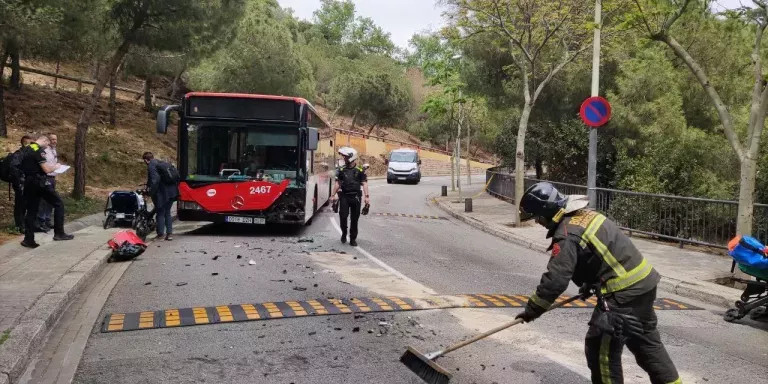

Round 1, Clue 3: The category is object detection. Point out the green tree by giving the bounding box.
[327,59,412,132]
[630,0,767,235]
[189,0,315,99]
[0,0,62,137]
[72,0,244,199]
[447,0,594,223]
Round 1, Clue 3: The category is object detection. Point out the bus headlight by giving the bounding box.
[179,201,202,210]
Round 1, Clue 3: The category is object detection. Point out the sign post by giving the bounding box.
[587,0,603,209]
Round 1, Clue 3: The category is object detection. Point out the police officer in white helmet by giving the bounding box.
[331,147,369,246]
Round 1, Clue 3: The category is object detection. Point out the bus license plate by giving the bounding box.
[225,216,265,225]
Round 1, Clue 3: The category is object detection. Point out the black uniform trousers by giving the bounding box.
[24,179,65,242]
[585,287,681,384]
[12,182,25,229]
[338,192,361,240]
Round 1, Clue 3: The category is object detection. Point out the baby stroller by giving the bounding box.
[103,190,146,230]
[723,235,768,322]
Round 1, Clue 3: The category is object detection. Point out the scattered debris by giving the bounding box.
[212,255,220,260]
[352,327,360,332]
[185,264,191,267]
[481,364,486,371]
[258,335,265,339]
[249,260,257,265]
[334,327,342,331]
[313,283,318,287]
[216,240,225,243]
[212,273,219,276]
[354,314,365,319]
[378,321,388,326]
[297,237,314,243]
[176,282,188,287]
[293,287,307,291]
[367,329,374,334]
[234,245,242,248]
[270,279,285,282]
[144,282,151,286]
[237,255,243,259]
[308,331,316,336]
[353,257,358,260]
[282,270,287,274]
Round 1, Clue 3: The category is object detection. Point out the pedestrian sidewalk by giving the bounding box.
[0,214,116,384]
[434,186,744,309]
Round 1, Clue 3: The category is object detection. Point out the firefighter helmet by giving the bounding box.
[519,182,568,223]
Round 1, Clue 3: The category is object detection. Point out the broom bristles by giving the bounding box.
[400,346,452,384]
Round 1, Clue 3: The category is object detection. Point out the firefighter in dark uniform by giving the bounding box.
[515,182,681,384]
[331,147,369,247]
[20,135,74,248]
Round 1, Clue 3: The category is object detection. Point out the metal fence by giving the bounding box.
[486,167,768,248]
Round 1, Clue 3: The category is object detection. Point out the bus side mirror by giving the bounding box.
[156,105,180,134]
[308,128,319,151]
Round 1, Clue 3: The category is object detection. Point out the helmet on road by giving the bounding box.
[338,147,358,163]
[519,182,568,226]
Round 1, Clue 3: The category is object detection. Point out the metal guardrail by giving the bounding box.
[486,167,768,248]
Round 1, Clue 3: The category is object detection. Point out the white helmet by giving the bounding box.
[338,146,358,163]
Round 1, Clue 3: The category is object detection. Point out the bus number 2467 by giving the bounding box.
[250,186,272,194]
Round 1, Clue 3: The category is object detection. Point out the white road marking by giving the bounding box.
[330,217,433,292]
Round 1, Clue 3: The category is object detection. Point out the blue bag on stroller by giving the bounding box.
[724,236,768,322]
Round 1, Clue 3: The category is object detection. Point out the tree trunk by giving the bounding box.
[366,122,378,135]
[143,78,152,111]
[350,111,359,130]
[514,102,533,225]
[535,157,543,179]
[54,59,60,89]
[0,50,9,138]
[9,42,20,90]
[736,157,758,235]
[73,40,134,199]
[109,73,117,126]
[450,151,455,191]
[466,122,471,185]
[170,69,184,100]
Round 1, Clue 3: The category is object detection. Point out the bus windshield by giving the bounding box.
[186,124,301,183]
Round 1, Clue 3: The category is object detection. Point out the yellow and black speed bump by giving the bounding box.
[373,212,447,220]
[102,294,700,333]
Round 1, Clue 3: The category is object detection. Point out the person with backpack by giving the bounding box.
[20,135,74,248]
[0,135,33,233]
[143,152,179,241]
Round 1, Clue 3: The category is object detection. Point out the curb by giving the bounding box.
[433,197,740,309]
[0,214,176,383]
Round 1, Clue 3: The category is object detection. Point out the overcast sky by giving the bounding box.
[277,0,750,50]
[277,0,445,49]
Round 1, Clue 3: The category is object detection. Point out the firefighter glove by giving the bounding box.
[515,306,541,323]
[579,283,596,301]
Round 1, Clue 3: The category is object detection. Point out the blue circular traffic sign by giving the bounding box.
[580,96,611,127]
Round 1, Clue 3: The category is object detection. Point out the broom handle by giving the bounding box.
[431,295,583,359]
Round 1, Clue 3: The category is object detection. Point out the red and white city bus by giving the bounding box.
[155,92,336,225]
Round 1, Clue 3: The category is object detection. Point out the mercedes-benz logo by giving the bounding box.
[231,195,245,210]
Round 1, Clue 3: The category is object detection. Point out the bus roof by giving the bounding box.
[185,92,310,105]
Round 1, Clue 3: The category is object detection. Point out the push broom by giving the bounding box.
[400,295,583,384]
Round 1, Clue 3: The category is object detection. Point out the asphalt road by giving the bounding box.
[34,176,768,383]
